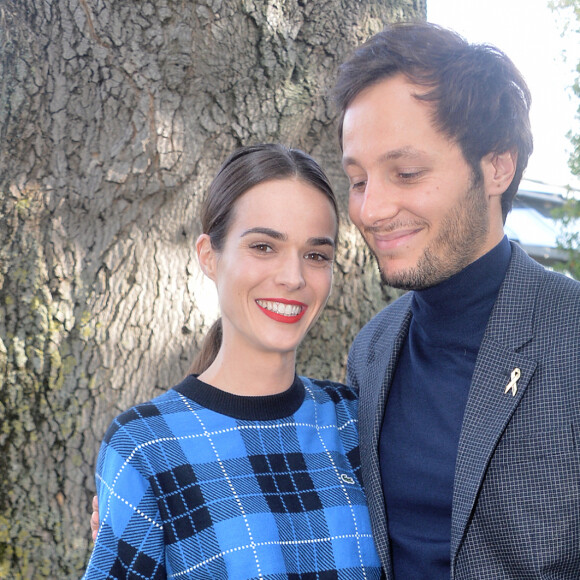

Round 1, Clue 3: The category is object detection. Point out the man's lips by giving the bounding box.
[256,298,308,323]
[367,227,423,251]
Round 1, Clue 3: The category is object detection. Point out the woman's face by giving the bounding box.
[198,178,337,359]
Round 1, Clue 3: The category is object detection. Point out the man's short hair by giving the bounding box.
[334,21,533,220]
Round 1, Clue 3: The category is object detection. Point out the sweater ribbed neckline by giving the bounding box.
[173,374,305,421]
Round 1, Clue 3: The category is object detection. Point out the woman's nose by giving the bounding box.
[274,253,306,290]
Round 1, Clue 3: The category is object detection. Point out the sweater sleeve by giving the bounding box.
[83,431,166,579]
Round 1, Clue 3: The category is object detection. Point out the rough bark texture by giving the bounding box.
[0,0,425,576]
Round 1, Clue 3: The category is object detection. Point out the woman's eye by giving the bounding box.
[251,243,273,253]
[306,252,332,262]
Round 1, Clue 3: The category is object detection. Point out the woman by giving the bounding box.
[84,144,381,579]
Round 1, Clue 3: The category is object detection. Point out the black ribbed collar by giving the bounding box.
[173,374,305,421]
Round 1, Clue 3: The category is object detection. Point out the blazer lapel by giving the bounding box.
[358,296,413,579]
[450,244,543,565]
[362,307,412,456]
[450,343,537,561]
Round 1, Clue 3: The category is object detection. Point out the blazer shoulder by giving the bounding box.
[510,243,580,316]
[354,291,413,345]
[534,267,580,335]
[348,292,413,387]
[538,264,580,299]
[492,243,580,351]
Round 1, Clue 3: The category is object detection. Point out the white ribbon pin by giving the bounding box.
[504,368,521,396]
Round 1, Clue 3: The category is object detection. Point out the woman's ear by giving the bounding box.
[196,234,217,280]
[481,150,517,199]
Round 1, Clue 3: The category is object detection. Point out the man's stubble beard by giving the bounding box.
[373,174,491,291]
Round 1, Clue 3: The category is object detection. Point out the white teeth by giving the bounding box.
[257,300,302,317]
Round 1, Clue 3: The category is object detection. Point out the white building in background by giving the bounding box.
[506,179,580,266]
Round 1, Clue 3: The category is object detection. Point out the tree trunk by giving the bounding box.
[0,0,425,576]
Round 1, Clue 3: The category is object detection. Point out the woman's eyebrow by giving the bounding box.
[241,227,287,240]
[309,237,335,248]
[241,228,335,248]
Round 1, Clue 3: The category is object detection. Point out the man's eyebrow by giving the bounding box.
[241,227,287,240]
[379,146,424,161]
[341,155,359,169]
[342,146,425,168]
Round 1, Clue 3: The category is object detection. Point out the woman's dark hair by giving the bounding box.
[333,21,533,221]
[188,143,338,375]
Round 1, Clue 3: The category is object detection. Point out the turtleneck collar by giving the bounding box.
[410,236,511,347]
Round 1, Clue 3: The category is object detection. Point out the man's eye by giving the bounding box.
[398,171,423,181]
[350,180,367,192]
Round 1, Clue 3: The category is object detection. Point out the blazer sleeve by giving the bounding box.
[346,334,361,392]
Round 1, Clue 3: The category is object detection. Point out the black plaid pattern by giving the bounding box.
[316,380,357,404]
[287,571,339,580]
[111,539,166,579]
[104,402,162,444]
[250,453,322,514]
[151,464,212,544]
[346,446,363,487]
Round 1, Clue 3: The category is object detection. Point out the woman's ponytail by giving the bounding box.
[187,318,222,375]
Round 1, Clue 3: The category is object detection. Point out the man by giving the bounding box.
[335,21,580,579]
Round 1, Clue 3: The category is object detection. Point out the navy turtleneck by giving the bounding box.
[380,236,512,579]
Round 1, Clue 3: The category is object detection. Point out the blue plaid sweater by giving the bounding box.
[84,375,382,579]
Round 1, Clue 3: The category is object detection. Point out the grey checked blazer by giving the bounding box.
[347,242,580,579]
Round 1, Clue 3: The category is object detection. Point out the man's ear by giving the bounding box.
[196,234,217,281]
[481,150,518,198]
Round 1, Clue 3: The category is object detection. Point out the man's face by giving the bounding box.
[341,75,504,290]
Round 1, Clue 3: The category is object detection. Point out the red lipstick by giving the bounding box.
[256,298,307,324]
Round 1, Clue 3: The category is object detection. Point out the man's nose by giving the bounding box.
[354,179,400,227]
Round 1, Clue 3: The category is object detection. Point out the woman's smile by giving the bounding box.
[256,298,308,323]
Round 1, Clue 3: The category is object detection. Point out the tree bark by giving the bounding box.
[0,0,425,576]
